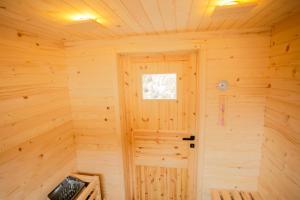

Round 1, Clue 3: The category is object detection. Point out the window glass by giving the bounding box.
[142,73,177,100]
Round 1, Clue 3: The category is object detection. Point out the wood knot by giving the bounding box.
[285,115,290,122]
[267,83,272,88]
[39,154,44,158]
[17,32,23,37]
[18,147,22,152]
[35,42,40,46]
[104,118,108,121]
[106,106,110,110]
[292,68,297,76]
[142,118,149,122]
[286,44,290,52]
[236,77,240,82]
[23,96,28,99]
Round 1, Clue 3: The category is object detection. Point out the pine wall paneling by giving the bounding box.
[0,19,75,199]
[66,48,126,200]
[118,52,200,200]
[1,0,299,40]
[65,30,270,200]
[258,13,300,200]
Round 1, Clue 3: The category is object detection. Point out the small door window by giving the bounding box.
[142,73,177,100]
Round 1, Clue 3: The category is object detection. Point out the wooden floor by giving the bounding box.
[211,189,263,200]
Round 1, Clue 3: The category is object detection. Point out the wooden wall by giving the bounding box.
[0,19,75,199]
[258,13,300,200]
[202,35,269,200]
[65,30,270,200]
[66,48,126,200]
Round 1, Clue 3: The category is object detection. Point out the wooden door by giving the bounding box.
[118,51,199,200]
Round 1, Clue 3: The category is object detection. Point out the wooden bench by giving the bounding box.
[71,173,102,200]
[211,189,263,200]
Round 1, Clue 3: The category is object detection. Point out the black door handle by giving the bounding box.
[182,135,195,141]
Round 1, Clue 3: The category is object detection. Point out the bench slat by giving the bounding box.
[211,190,221,200]
[251,192,263,200]
[232,191,243,200]
[241,191,252,200]
[211,189,263,200]
[221,190,232,200]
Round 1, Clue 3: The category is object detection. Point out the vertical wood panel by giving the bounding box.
[135,166,188,200]
[119,52,199,199]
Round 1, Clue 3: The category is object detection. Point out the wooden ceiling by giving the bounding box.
[0,0,300,41]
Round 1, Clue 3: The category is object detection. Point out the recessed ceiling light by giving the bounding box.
[218,0,240,6]
[68,13,106,25]
[71,14,96,21]
[217,0,256,6]
[213,0,257,17]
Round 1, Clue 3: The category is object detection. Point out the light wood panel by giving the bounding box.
[135,165,188,200]
[66,48,126,200]
[118,52,199,199]
[1,0,299,41]
[0,17,75,199]
[201,35,269,200]
[211,189,263,200]
[72,173,102,200]
[258,13,300,200]
[65,31,270,200]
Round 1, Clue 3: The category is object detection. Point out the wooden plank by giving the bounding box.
[72,173,102,200]
[211,190,221,200]
[258,14,300,200]
[0,22,75,199]
[119,52,199,199]
[211,189,264,200]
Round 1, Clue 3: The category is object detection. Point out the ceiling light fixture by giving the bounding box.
[68,13,105,25]
[71,14,96,21]
[217,0,257,6]
[218,0,240,6]
[213,0,257,17]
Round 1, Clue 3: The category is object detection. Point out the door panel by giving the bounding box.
[135,165,188,200]
[119,52,199,200]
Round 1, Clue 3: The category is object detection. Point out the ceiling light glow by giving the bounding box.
[218,0,240,6]
[71,14,96,21]
[217,0,256,6]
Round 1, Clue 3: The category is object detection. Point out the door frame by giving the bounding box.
[116,49,206,200]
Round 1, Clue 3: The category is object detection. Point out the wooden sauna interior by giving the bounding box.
[0,0,299,199]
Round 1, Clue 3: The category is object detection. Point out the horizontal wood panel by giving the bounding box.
[201,33,269,199]
[258,14,300,200]
[0,23,75,199]
[66,31,270,200]
[67,49,125,199]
